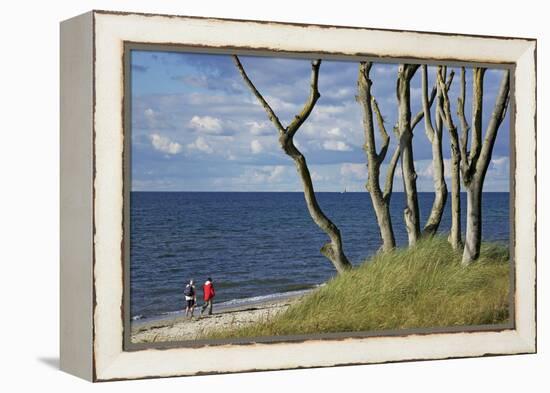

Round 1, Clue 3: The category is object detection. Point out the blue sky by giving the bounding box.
[131,50,510,192]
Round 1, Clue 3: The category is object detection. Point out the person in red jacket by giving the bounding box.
[200,277,215,316]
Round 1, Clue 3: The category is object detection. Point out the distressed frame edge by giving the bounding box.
[59,10,95,381]
[89,8,537,42]
[90,11,537,381]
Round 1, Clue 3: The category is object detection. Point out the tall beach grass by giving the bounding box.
[202,236,510,339]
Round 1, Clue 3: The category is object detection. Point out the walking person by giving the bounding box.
[200,277,215,316]
[184,279,196,318]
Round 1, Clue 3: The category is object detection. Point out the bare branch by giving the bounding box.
[469,67,486,169]
[383,146,401,201]
[445,70,455,91]
[286,60,322,138]
[500,89,511,123]
[458,67,470,170]
[476,70,510,176]
[371,97,390,163]
[357,61,379,165]
[437,71,457,131]
[412,86,436,131]
[401,64,420,80]
[421,65,436,143]
[232,55,285,134]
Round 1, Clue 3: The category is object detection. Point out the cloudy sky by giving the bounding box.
[131,50,510,192]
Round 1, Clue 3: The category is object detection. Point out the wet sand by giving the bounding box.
[131,295,303,344]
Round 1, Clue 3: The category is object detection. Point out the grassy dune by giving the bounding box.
[203,236,510,339]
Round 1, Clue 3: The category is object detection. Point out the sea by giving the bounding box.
[130,192,509,322]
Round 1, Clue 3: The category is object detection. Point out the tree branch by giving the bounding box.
[469,67,486,170]
[286,59,322,138]
[402,64,420,80]
[371,97,390,163]
[411,86,436,130]
[232,55,285,134]
[437,70,457,131]
[475,70,510,177]
[421,65,436,143]
[458,67,470,170]
[383,146,401,201]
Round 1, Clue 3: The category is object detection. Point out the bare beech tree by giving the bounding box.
[440,67,510,265]
[436,67,463,250]
[358,62,435,251]
[233,56,352,273]
[357,62,399,251]
[420,65,453,237]
[396,64,422,245]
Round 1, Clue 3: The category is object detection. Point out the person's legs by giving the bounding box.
[207,299,213,315]
[185,299,192,317]
[201,300,212,315]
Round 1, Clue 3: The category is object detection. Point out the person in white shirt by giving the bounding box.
[184,279,196,318]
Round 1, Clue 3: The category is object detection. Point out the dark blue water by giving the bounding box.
[130,192,509,320]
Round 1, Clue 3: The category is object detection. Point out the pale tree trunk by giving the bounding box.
[357,62,396,252]
[447,133,462,250]
[233,56,352,273]
[446,67,471,250]
[463,179,482,263]
[358,62,435,251]
[396,64,421,245]
[441,67,510,265]
[421,65,448,237]
[435,66,462,249]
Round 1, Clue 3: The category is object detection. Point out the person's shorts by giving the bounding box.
[186,299,195,308]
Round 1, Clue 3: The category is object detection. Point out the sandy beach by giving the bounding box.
[131,294,303,344]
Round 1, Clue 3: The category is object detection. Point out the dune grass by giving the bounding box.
[202,236,510,339]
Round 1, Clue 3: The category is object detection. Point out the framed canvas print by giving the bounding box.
[60,10,537,382]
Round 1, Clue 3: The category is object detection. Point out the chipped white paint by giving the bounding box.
[88,11,536,381]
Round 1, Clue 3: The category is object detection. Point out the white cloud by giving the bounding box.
[143,108,162,129]
[225,151,237,161]
[373,64,397,76]
[340,163,367,180]
[149,133,182,155]
[323,140,352,151]
[247,121,273,136]
[250,139,264,154]
[264,95,299,112]
[491,157,508,166]
[410,87,422,100]
[327,127,343,138]
[188,115,223,134]
[239,165,287,184]
[144,108,155,118]
[294,139,307,153]
[421,163,433,178]
[416,159,452,179]
[187,136,213,154]
[323,88,353,100]
[268,166,285,181]
[311,171,325,182]
[313,105,347,121]
[490,156,509,177]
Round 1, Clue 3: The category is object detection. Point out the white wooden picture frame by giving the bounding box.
[60,10,536,382]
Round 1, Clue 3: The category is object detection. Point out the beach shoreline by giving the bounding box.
[131,292,304,344]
